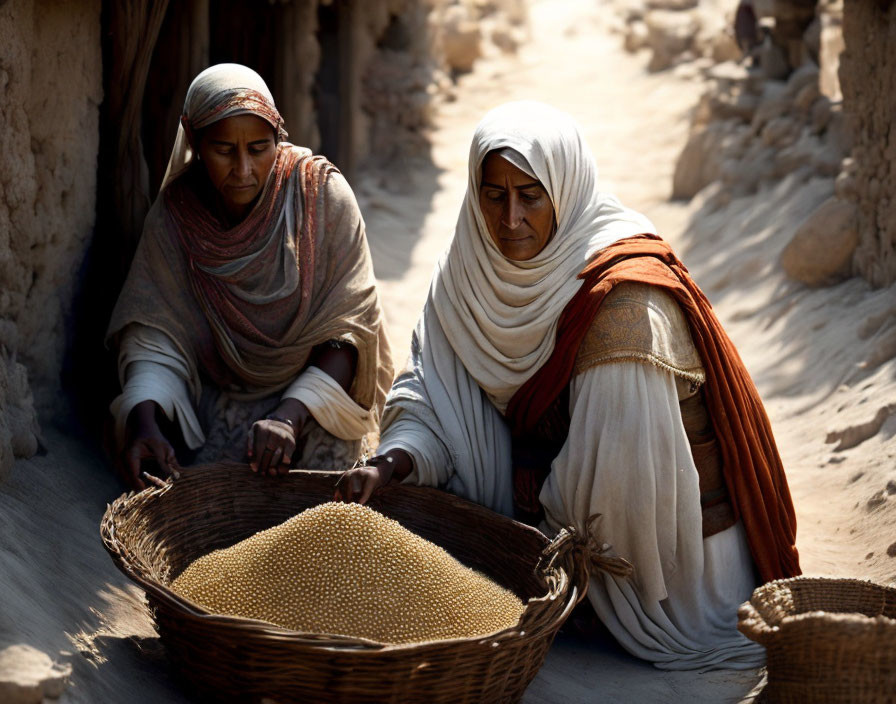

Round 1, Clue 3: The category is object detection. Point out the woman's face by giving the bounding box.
[478,152,556,261]
[196,114,277,220]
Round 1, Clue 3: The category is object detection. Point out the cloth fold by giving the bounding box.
[540,362,764,670]
[509,233,801,584]
[110,324,205,450]
[107,63,392,458]
[431,101,655,411]
[281,365,377,440]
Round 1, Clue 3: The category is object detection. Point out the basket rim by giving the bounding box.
[100,465,584,652]
[737,575,896,645]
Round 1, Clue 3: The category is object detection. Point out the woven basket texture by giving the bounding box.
[738,576,896,703]
[100,462,586,704]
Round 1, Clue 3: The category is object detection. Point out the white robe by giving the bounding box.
[111,324,376,451]
[378,312,763,670]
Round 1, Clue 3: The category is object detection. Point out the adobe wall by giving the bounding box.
[840,0,896,287]
[0,0,102,477]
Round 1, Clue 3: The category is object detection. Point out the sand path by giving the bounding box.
[3,0,894,701]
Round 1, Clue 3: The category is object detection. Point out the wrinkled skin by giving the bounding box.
[478,151,556,261]
[195,114,278,222]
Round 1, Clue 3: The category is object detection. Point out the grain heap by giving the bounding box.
[170,502,525,644]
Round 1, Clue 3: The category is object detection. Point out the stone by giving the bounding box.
[709,88,759,122]
[0,348,40,482]
[780,197,859,286]
[761,115,799,148]
[706,60,749,83]
[671,122,738,199]
[809,95,832,134]
[710,29,742,64]
[785,62,820,99]
[811,140,844,177]
[793,81,820,114]
[757,35,790,80]
[752,80,790,130]
[624,19,649,53]
[773,129,819,177]
[802,16,821,62]
[644,9,700,72]
[0,645,71,703]
[489,25,519,54]
[646,0,698,9]
[440,6,483,73]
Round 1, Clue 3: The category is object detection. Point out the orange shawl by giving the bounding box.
[507,234,801,583]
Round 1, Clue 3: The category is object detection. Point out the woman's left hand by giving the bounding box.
[247,399,309,476]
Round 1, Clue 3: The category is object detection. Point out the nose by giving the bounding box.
[234,150,252,180]
[501,194,524,230]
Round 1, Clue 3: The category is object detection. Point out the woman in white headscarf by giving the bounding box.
[337,101,800,670]
[107,64,393,489]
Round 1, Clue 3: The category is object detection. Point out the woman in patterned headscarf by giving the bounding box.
[107,64,393,488]
[337,101,800,670]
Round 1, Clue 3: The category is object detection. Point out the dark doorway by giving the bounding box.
[314,2,343,166]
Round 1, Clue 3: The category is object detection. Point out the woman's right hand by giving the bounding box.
[334,449,413,504]
[334,464,391,505]
[122,401,180,490]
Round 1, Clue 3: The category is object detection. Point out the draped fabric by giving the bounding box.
[377,101,790,668]
[508,234,801,584]
[107,64,392,436]
[541,363,765,670]
[431,101,656,411]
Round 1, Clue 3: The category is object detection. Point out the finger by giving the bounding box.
[358,475,377,505]
[125,445,146,491]
[164,445,181,480]
[247,422,256,460]
[255,428,273,474]
[347,474,362,503]
[150,442,172,479]
[259,446,275,476]
[142,471,168,489]
[333,473,346,501]
[271,446,284,472]
[282,436,296,467]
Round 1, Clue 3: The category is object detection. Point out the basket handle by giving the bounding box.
[736,600,774,647]
[538,513,634,591]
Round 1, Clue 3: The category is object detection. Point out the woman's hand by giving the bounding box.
[248,398,308,476]
[122,400,181,490]
[334,449,413,504]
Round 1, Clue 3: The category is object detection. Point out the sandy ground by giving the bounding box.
[1,1,894,702]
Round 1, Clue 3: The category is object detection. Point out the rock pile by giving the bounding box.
[617,0,741,72]
[616,0,861,288]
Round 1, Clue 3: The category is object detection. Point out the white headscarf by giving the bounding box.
[160,63,287,192]
[431,101,656,411]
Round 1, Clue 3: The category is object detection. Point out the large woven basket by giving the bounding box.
[101,462,591,703]
[737,576,896,703]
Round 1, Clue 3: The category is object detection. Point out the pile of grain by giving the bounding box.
[170,501,525,644]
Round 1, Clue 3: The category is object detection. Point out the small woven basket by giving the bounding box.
[737,576,896,703]
[100,463,594,703]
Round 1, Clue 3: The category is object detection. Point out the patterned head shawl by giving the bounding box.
[161,63,287,191]
[108,64,393,416]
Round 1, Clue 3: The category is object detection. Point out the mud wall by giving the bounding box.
[0,0,103,478]
[840,0,896,287]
